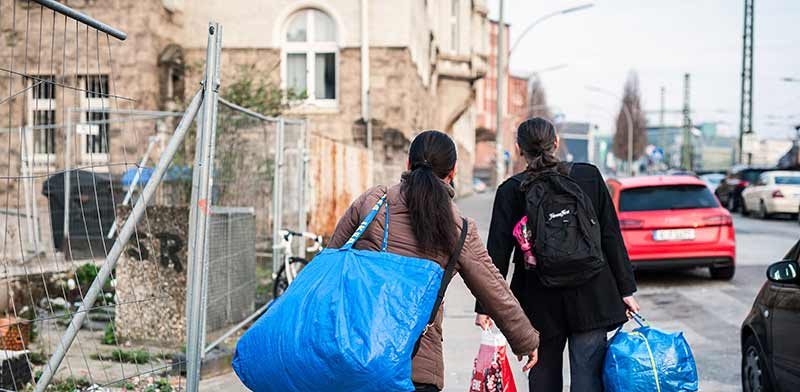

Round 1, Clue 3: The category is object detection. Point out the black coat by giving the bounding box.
[476,163,637,340]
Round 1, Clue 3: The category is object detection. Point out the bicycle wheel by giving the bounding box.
[272,257,309,299]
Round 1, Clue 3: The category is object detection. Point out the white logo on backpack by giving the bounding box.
[548,209,571,221]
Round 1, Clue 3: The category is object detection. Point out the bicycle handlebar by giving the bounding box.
[280,229,324,252]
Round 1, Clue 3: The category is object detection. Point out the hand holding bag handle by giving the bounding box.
[412,217,470,357]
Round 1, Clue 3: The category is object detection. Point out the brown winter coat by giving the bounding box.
[328,183,540,390]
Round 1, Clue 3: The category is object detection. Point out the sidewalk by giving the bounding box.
[200,191,547,392]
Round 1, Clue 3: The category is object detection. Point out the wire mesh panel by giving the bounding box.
[211,101,309,308]
[0,1,203,391]
[205,208,255,334]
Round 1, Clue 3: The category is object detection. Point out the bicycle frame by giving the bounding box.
[278,229,323,283]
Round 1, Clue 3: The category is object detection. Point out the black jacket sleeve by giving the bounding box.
[475,180,519,314]
[593,168,637,296]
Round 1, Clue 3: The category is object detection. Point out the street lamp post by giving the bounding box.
[586,85,634,176]
[495,1,594,184]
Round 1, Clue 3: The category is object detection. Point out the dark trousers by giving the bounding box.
[413,383,440,392]
[528,328,607,392]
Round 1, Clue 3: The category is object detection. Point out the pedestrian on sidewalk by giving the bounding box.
[475,118,640,392]
[328,130,540,392]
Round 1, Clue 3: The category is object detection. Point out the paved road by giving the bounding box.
[442,191,799,392]
[201,191,799,392]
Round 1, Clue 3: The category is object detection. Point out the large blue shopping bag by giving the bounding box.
[603,313,699,392]
[232,195,468,392]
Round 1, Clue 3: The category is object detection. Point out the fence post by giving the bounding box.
[185,22,222,392]
[297,122,308,258]
[63,114,72,251]
[33,88,205,392]
[271,118,285,276]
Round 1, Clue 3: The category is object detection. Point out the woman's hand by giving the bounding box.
[517,349,539,371]
[622,296,641,317]
[474,314,494,330]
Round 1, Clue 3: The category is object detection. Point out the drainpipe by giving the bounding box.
[361,0,373,185]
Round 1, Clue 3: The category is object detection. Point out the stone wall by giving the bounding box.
[115,206,188,346]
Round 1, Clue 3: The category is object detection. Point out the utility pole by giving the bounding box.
[682,73,693,171]
[659,86,666,127]
[739,0,754,163]
[495,0,506,185]
[659,86,667,167]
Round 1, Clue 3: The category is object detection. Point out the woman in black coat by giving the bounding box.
[475,117,639,392]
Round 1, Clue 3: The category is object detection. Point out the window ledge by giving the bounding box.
[285,101,340,115]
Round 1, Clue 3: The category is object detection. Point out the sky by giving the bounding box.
[490,0,800,139]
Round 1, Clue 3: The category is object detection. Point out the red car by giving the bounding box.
[607,175,736,280]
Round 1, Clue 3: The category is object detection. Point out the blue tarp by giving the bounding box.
[121,167,154,187]
[121,165,192,187]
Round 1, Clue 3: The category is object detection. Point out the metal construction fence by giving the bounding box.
[0,0,377,390]
[0,0,275,390]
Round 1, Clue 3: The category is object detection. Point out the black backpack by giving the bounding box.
[522,163,605,287]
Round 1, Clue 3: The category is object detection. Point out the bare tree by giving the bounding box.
[612,71,648,161]
[527,75,553,120]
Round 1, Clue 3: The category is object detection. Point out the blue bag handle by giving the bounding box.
[610,312,650,340]
[609,312,661,392]
[341,194,390,251]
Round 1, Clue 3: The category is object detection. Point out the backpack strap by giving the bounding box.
[412,217,469,357]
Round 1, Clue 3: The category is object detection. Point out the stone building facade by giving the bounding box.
[182,0,491,194]
[1,0,493,258]
[474,19,529,183]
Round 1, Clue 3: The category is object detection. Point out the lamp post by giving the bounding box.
[509,3,595,55]
[495,2,594,184]
[586,85,634,176]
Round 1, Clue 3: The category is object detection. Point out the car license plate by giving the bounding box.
[653,228,696,241]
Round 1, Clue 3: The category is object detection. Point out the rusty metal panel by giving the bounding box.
[307,136,371,237]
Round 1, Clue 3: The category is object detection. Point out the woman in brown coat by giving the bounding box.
[327,130,540,391]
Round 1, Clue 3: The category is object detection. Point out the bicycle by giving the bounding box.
[272,229,323,298]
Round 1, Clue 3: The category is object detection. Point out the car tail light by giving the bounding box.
[772,190,784,198]
[739,180,750,188]
[619,219,644,229]
[703,214,732,226]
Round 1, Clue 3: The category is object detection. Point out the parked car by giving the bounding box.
[716,166,771,212]
[741,171,800,219]
[700,172,725,192]
[607,175,736,279]
[741,238,800,392]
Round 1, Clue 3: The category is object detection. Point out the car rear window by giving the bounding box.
[741,170,765,183]
[619,185,720,212]
[776,176,800,185]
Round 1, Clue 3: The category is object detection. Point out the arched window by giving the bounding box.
[283,8,338,104]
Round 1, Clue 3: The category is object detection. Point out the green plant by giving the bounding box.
[47,377,91,392]
[123,382,136,390]
[143,378,172,392]
[74,263,99,287]
[101,322,117,345]
[92,349,152,364]
[28,351,47,366]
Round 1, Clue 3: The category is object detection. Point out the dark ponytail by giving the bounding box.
[400,130,457,255]
[516,117,560,188]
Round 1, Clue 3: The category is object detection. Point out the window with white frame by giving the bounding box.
[283,8,338,104]
[26,75,57,165]
[78,75,110,164]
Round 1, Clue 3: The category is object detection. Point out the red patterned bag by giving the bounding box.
[469,330,517,392]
